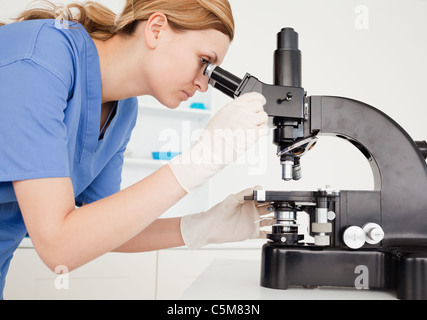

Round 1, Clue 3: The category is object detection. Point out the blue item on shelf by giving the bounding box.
[189,102,206,110]
[152,151,181,160]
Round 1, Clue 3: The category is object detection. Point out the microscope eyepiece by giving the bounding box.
[203,62,243,99]
[274,27,302,87]
[203,62,217,79]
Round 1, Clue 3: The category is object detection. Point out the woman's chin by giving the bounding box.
[163,99,181,109]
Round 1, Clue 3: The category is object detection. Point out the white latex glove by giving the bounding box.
[168,92,269,192]
[180,186,272,249]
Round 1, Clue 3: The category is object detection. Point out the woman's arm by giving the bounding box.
[112,217,184,253]
[113,186,272,253]
[13,165,186,272]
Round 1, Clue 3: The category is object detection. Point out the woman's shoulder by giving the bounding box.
[0,19,91,90]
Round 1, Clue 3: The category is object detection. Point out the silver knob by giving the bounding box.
[363,223,384,244]
[327,211,336,221]
[343,226,366,249]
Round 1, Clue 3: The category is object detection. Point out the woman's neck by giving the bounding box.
[92,24,150,104]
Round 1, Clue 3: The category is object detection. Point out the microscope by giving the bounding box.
[203,28,427,300]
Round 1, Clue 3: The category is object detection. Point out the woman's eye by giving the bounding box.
[200,57,210,65]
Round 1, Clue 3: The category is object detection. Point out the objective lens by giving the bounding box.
[282,157,293,181]
[292,163,302,180]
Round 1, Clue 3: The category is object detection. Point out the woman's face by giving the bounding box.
[141,19,231,108]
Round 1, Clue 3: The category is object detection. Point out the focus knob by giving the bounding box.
[343,226,366,249]
[363,223,384,244]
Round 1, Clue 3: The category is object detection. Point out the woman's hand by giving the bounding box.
[168,92,269,193]
[180,186,272,249]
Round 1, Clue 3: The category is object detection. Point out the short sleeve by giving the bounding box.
[0,59,70,182]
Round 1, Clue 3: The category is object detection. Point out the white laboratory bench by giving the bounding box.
[6,239,398,300]
[180,259,397,300]
[6,239,265,300]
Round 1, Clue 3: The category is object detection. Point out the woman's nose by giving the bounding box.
[194,71,209,92]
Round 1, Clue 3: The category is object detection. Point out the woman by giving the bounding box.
[0,0,269,298]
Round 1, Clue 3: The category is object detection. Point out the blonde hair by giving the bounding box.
[0,0,235,41]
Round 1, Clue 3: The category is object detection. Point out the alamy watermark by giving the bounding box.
[54,5,72,30]
[354,264,369,290]
[354,5,369,30]
[54,265,69,290]
[157,122,270,176]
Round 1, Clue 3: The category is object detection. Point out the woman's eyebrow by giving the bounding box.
[208,51,218,63]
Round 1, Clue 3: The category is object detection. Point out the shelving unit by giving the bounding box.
[123,92,212,163]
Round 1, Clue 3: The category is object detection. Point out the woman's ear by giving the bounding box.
[144,12,169,49]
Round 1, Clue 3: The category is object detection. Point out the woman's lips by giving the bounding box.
[182,91,192,101]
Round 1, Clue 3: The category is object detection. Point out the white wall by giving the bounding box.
[2,0,426,206]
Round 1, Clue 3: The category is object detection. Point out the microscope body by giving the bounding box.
[204,28,427,299]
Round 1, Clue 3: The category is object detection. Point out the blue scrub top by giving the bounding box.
[0,19,138,298]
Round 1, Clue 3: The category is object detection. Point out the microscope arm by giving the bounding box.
[308,95,427,247]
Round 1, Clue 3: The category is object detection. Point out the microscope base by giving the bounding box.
[260,243,427,300]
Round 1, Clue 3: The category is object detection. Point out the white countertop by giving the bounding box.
[180,259,397,300]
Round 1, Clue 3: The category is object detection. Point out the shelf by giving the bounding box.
[138,104,212,121]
